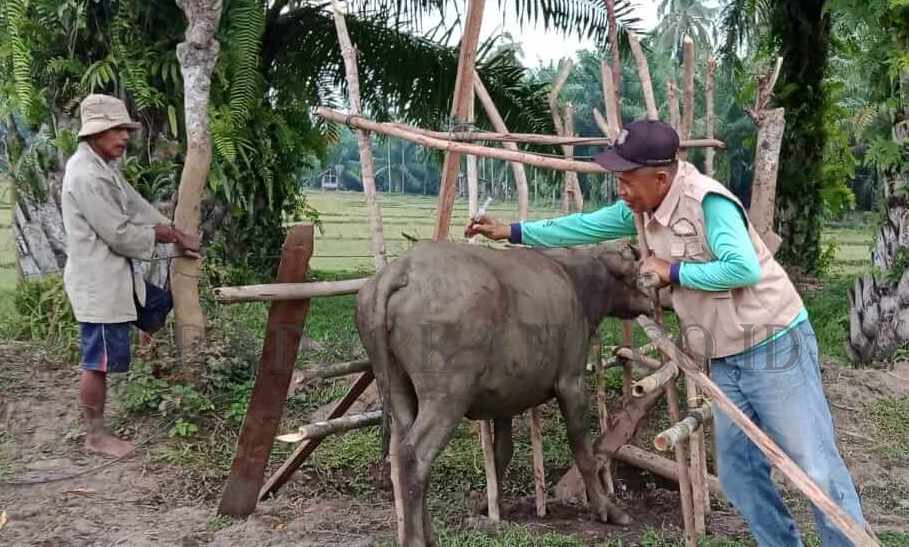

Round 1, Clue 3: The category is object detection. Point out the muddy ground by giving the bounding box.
[1,341,907,546]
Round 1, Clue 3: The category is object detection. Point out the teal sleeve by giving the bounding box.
[520,201,637,247]
[678,193,762,291]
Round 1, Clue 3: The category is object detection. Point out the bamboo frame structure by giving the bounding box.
[654,403,712,452]
[277,410,382,443]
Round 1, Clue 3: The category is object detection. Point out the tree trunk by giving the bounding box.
[172,0,223,355]
[772,0,830,273]
[848,73,909,365]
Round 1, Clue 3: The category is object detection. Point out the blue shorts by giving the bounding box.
[80,282,173,373]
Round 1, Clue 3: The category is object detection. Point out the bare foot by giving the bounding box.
[85,431,135,458]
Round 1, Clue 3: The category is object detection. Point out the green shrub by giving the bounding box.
[2,276,79,358]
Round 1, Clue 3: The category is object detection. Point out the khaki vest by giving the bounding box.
[644,162,804,360]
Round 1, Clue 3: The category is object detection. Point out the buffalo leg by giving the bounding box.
[493,417,513,503]
[400,405,466,547]
[555,376,632,525]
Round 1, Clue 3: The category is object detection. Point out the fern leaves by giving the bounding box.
[5,0,40,121]
[225,0,264,128]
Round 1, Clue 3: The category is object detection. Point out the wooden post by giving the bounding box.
[605,0,622,119]
[593,331,615,495]
[635,214,697,547]
[705,56,717,178]
[600,60,622,140]
[628,34,659,121]
[433,0,485,240]
[549,59,581,214]
[218,225,315,517]
[562,103,583,213]
[331,0,387,270]
[259,371,375,500]
[679,36,696,161]
[530,408,547,516]
[667,81,680,131]
[214,278,368,303]
[466,76,479,224]
[638,316,880,547]
[277,410,382,443]
[479,420,500,521]
[474,73,530,220]
[621,321,634,399]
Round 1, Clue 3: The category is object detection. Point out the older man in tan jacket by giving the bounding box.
[62,94,199,457]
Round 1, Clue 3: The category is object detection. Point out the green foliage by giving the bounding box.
[802,276,853,364]
[3,275,79,359]
[3,0,42,122]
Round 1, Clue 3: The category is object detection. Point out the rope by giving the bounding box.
[0,417,178,487]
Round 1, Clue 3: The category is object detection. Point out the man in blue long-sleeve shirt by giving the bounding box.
[468,120,867,546]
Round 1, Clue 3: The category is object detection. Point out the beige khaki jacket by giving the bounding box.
[645,162,804,360]
[62,142,170,323]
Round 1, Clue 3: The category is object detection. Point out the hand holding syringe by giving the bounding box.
[464,197,493,239]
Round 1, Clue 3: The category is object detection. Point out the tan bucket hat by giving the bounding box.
[78,94,141,138]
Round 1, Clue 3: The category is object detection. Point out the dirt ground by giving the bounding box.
[1,340,907,546]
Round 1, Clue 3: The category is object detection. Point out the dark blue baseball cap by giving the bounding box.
[593,119,680,172]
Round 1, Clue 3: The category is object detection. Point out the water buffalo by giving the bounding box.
[355,240,651,547]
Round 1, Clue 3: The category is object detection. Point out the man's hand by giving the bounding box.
[640,256,672,288]
[174,229,202,259]
[465,215,510,241]
[153,224,178,244]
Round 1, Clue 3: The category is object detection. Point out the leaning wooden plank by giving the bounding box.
[434,0,486,240]
[628,34,659,121]
[218,225,315,518]
[654,403,713,452]
[259,371,376,500]
[215,278,368,303]
[638,316,880,547]
[331,0,386,269]
[474,73,530,220]
[277,410,382,443]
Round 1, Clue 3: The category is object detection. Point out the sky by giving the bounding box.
[477,0,661,67]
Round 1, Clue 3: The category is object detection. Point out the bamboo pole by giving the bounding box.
[621,322,635,399]
[214,278,368,303]
[638,316,880,547]
[632,360,679,398]
[530,408,547,516]
[331,0,387,270]
[628,34,659,121]
[600,60,622,140]
[387,122,723,148]
[474,73,530,220]
[667,81,680,131]
[654,403,712,452]
[479,420,500,521]
[466,78,479,224]
[276,410,382,443]
[301,359,371,381]
[615,347,662,370]
[680,36,696,161]
[635,214,697,547]
[705,56,717,178]
[434,0,486,240]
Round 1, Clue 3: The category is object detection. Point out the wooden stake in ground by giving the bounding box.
[530,408,548,516]
[638,316,880,547]
[219,225,314,517]
[599,60,622,140]
[479,420,500,521]
[561,103,583,213]
[705,56,717,178]
[330,0,387,270]
[433,0,486,240]
[548,59,583,214]
[592,331,615,496]
[628,34,659,121]
[466,78,479,224]
[172,0,223,355]
[474,73,530,220]
[679,36,696,161]
[685,379,709,534]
